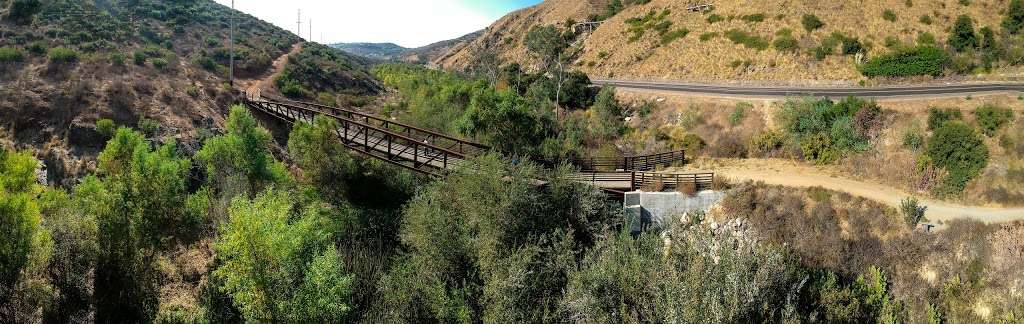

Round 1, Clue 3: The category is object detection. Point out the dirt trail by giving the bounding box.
[237,42,303,98]
[676,158,1024,224]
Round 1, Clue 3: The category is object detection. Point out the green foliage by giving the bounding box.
[1005,0,1024,34]
[276,77,305,98]
[133,51,147,65]
[0,149,48,296]
[95,119,116,138]
[900,197,928,228]
[903,124,925,150]
[973,105,1014,136]
[625,9,674,43]
[5,0,42,24]
[773,35,799,52]
[525,25,568,68]
[275,43,377,100]
[917,32,937,46]
[660,28,690,45]
[109,52,125,66]
[196,106,287,197]
[859,46,949,77]
[47,47,79,63]
[373,155,617,322]
[919,14,933,25]
[842,37,864,55]
[724,29,770,51]
[949,15,978,52]
[731,102,752,125]
[0,47,26,63]
[882,9,897,22]
[457,88,551,155]
[706,14,725,23]
[802,14,825,32]
[741,13,765,23]
[926,121,989,195]
[927,107,963,130]
[590,87,624,141]
[137,118,159,137]
[777,97,881,164]
[214,189,353,322]
[699,32,719,41]
[151,57,168,70]
[287,115,357,201]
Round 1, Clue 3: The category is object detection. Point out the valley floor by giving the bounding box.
[676,158,1024,224]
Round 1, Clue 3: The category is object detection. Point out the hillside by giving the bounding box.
[437,0,1024,84]
[0,0,377,185]
[330,42,407,59]
[333,30,484,64]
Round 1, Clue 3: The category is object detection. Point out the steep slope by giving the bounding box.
[0,0,379,184]
[330,42,408,60]
[331,30,484,65]
[438,0,1020,84]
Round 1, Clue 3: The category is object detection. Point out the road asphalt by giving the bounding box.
[595,79,1024,99]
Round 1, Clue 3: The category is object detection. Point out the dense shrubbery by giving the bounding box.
[926,121,989,196]
[973,105,1014,136]
[802,14,824,32]
[275,43,379,100]
[0,47,26,63]
[776,97,883,164]
[724,29,770,51]
[47,47,79,63]
[860,46,949,77]
[927,107,962,130]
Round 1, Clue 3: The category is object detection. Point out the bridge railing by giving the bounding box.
[566,171,714,192]
[546,150,686,172]
[244,97,469,175]
[261,95,490,157]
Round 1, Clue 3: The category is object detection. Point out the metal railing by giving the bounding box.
[567,171,715,192]
[549,150,686,172]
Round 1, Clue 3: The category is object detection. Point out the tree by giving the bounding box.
[457,90,551,155]
[287,115,356,201]
[590,86,624,141]
[213,189,353,322]
[1003,0,1024,34]
[525,25,570,111]
[5,0,42,25]
[197,106,288,197]
[949,15,978,52]
[0,150,53,322]
[926,121,989,195]
[802,14,825,32]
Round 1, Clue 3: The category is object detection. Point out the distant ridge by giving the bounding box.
[332,30,483,64]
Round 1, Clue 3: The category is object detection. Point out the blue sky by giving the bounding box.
[214,0,543,48]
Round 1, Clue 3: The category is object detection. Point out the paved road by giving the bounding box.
[595,79,1024,99]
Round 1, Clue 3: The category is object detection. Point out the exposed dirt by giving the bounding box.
[675,158,1024,224]
[239,42,304,98]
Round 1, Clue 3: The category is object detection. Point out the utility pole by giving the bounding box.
[309,19,312,42]
[229,0,235,87]
[296,9,302,38]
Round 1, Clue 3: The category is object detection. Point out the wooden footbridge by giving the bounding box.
[240,93,714,194]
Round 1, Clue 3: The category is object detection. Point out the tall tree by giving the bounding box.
[1004,0,1024,34]
[0,150,53,322]
[949,15,978,52]
[525,25,569,112]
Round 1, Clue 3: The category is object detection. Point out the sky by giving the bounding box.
[213,0,543,48]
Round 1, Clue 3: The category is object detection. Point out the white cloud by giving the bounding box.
[213,0,497,48]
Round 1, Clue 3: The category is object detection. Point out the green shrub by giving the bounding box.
[802,14,824,32]
[660,28,690,45]
[724,29,770,50]
[1005,0,1024,35]
[927,107,962,130]
[919,15,933,25]
[859,46,949,77]
[137,118,160,137]
[47,47,79,63]
[773,35,799,52]
[811,45,833,60]
[730,102,752,125]
[949,15,978,52]
[973,105,1014,136]
[729,59,753,68]
[707,14,725,23]
[748,131,786,156]
[699,32,719,41]
[841,37,864,55]
[884,36,902,49]
[95,119,116,138]
[26,41,46,55]
[900,197,927,228]
[927,121,988,195]
[0,47,25,63]
[882,9,898,22]
[5,0,42,24]
[110,53,126,66]
[151,58,169,70]
[741,13,765,23]
[917,32,937,46]
[133,51,147,65]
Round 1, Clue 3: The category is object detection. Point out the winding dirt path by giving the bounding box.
[237,42,303,98]
[676,158,1024,224]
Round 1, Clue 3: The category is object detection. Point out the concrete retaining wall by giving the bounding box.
[625,190,726,233]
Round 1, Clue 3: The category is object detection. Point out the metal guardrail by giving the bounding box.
[567,171,715,192]
[262,95,490,157]
[545,150,686,172]
[244,96,470,175]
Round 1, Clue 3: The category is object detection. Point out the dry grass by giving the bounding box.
[441,0,1017,84]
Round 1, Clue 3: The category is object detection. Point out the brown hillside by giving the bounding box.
[438,0,1022,84]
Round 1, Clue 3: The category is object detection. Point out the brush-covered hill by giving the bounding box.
[0,0,378,184]
[331,42,408,59]
[333,30,484,64]
[437,0,1024,84]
